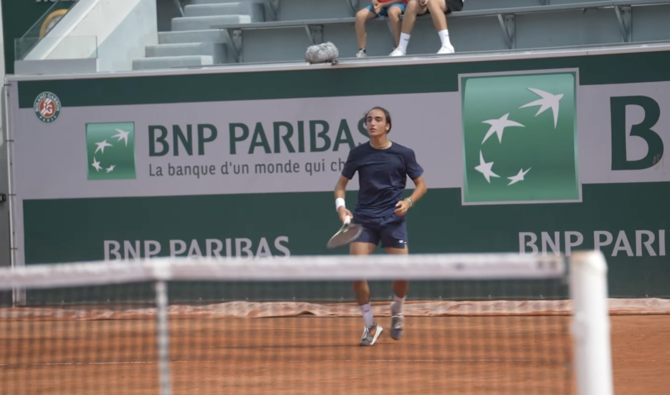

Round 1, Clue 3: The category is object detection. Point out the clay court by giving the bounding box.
[1,301,669,395]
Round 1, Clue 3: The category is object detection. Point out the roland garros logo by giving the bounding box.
[33,92,61,123]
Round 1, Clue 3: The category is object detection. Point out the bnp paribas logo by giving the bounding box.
[85,122,136,180]
[460,71,580,205]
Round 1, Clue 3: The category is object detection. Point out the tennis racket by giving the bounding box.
[326,215,363,249]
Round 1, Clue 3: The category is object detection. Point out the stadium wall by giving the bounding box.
[5,45,670,304]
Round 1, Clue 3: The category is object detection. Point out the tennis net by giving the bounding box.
[0,251,612,395]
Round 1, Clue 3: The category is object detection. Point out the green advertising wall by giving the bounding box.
[9,49,670,304]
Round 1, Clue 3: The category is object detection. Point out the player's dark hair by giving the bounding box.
[364,106,392,134]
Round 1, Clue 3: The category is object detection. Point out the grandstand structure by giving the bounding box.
[137,0,670,69]
[154,0,670,68]
[9,0,670,72]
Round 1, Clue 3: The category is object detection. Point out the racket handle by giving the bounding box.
[344,215,351,225]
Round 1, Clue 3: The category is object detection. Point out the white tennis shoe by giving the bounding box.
[359,322,383,346]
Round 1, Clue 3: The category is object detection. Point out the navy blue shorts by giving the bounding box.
[353,214,408,249]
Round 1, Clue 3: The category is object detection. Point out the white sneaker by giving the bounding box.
[390,302,404,340]
[389,48,405,57]
[356,49,367,58]
[359,323,383,346]
[437,44,455,54]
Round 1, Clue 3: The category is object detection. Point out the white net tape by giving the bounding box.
[0,253,566,290]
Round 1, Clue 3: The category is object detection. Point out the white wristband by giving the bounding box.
[335,197,345,211]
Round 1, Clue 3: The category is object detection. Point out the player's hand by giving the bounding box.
[338,207,353,224]
[419,0,429,6]
[394,199,411,216]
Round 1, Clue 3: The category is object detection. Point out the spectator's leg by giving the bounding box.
[387,5,405,47]
[356,6,379,57]
[401,0,424,36]
[425,0,455,53]
[390,0,424,56]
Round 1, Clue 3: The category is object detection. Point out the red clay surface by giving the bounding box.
[1,314,669,395]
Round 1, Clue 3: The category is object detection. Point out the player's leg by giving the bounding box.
[386,247,409,340]
[390,0,426,56]
[350,225,384,346]
[381,221,410,340]
[386,4,406,48]
[355,6,380,58]
[425,0,459,54]
[351,241,376,307]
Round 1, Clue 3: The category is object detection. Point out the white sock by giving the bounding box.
[392,294,405,314]
[360,303,374,328]
[438,29,451,47]
[398,33,411,52]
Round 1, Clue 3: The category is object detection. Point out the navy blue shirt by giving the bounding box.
[341,142,424,221]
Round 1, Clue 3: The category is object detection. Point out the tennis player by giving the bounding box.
[334,107,427,346]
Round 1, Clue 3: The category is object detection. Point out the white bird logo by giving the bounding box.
[507,168,531,186]
[112,129,130,146]
[474,151,500,183]
[94,140,112,154]
[481,113,525,144]
[519,88,563,128]
[91,157,102,172]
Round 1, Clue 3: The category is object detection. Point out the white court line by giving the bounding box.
[0,358,572,367]
[0,361,157,367]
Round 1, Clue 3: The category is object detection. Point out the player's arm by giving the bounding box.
[335,150,358,223]
[334,176,354,223]
[407,175,427,206]
[395,175,427,216]
[395,149,427,216]
[334,175,348,201]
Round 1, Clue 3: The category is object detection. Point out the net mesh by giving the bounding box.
[0,253,579,395]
